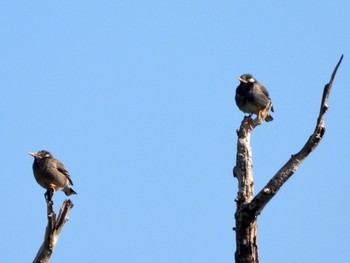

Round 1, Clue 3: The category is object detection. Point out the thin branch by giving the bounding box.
[33,195,74,263]
[249,54,343,216]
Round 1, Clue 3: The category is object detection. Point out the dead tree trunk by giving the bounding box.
[233,55,343,263]
[33,192,74,263]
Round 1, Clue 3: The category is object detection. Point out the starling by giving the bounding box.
[235,74,274,121]
[29,150,77,196]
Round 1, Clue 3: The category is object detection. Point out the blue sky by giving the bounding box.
[1,1,349,262]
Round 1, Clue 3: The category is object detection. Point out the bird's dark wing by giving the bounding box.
[54,160,74,185]
[258,84,271,99]
[257,83,274,112]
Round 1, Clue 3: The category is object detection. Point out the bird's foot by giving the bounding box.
[243,116,254,130]
[49,183,57,191]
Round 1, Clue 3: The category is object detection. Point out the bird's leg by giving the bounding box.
[258,109,264,121]
[259,102,273,121]
[257,106,270,122]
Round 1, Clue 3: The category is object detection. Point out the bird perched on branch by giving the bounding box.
[235,74,274,122]
[29,150,77,197]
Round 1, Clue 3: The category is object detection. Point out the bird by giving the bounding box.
[29,150,77,196]
[235,73,274,121]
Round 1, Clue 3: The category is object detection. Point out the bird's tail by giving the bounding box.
[265,115,273,122]
[64,187,77,196]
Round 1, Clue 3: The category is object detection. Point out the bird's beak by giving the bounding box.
[28,152,37,157]
[237,77,247,83]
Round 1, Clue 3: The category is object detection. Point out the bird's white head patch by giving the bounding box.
[248,77,256,83]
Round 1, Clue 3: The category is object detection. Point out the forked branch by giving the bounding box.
[33,192,74,263]
[249,54,343,216]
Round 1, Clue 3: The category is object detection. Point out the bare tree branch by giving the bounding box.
[33,193,74,263]
[249,54,343,216]
[233,55,343,263]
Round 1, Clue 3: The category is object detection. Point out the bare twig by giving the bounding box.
[249,54,343,216]
[33,195,74,263]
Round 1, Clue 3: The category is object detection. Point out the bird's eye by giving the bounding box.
[248,78,255,83]
[44,154,50,158]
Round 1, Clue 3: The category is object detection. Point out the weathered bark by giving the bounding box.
[233,55,343,263]
[33,191,74,263]
[233,115,267,263]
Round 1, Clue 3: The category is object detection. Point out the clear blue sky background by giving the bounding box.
[1,1,349,262]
